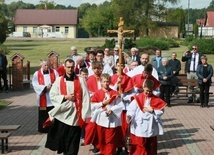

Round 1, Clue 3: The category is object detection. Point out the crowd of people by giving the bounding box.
[30,45,213,155]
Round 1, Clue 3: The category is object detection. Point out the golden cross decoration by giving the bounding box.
[107,17,134,93]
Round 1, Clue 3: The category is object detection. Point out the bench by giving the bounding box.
[0,125,21,154]
[172,74,213,101]
[0,133,11,154]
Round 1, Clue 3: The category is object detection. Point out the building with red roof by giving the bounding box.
[13,9,78,38]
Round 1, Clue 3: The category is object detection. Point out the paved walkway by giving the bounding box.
[1,85,214,155]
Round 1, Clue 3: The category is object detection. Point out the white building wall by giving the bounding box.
[198,27,214,37]
[14,25,77,38]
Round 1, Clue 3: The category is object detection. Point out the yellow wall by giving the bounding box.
[141,26,179,38]
[15,25,77,38]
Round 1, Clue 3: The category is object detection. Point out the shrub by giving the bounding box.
[124,38,136,49]
[0,45,10,55]
[102,39,116,48]
[189,39,214,54]
[135,37,170,50]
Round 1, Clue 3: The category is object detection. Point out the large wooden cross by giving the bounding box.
[108,17,134,75]
[107,17,134,93]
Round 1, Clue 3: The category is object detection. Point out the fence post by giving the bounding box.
[27,61,30,80]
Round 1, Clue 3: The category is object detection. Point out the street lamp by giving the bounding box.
[200,20,203,39]
[187,0,190,36]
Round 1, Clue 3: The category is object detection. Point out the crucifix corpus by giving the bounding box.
[107,17,134,93]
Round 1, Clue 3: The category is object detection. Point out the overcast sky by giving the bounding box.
[5,0,212,9]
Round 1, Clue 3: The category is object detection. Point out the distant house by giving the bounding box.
[185,24,194,36]
[197,11,214,37]
[141,22,179,38]
[13,9,78,38]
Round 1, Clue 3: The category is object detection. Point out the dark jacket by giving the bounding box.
[0,54,8,72]
[196,64,213,85]
[181,52,202,73]
[157,65,174,85]
[168,59,181,76]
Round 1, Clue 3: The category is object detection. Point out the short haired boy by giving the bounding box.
[86,61,103,96]
[127,79,166,155]
[132,64,161,95]
[90,74,124,155]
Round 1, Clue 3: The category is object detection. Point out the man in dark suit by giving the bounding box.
[150,49,163,70]
[130,47,141,65]
[168,52,181,97]
[0,49,8,92]
[182,45,203,103]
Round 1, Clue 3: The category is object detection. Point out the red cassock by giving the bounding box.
[111,73,135,93]
[130,93,166,155]
[111,73,135,138]
[56,65,65,77]
[132,74,161,90]
[85,89,124,154]
[86,75,100,93]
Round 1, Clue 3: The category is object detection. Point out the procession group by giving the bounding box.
[32,44,213,155]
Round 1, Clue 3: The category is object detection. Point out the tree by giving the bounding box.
[81,2,114,37]
[0,15,8,44]
[78,3,93,19]
[166,8,186,36]
[36,0,55,9]
[207,0,214,11]
[112,0,179,37]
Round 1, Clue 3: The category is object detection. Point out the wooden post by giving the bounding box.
[107,17,134,93]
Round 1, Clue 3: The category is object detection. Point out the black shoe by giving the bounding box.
[187,99,193,103]
[200,105,204,108]
[92,147,100,153]
[116,148,123,155]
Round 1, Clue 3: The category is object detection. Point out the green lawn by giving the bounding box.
[4,39,105,67]
[0,100,11,110]
[3,39,214,73]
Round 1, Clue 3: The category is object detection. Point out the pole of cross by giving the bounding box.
[107,17,134,94]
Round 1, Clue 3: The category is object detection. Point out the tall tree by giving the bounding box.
[81,2,114,37]
[112,0,179,37]
[0,15,8,44]
[166,8,186,36]
[207,0,214,11]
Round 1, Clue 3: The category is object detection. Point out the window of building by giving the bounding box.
[33,27,37,34]
[65,27,69,33]
[56,27,60,32]
[23,26,27,32]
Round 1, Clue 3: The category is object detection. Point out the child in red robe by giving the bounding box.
[89,74,124,155]
[132,63,161,95]
[127,79,166,155]
[110,59,136,154]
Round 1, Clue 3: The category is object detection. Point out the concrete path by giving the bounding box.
[1,85,214,155]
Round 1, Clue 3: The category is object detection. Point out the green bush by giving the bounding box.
[124,38,136,49]
[135,37,170,50]
[0,45,10,55]
[102,39,116,48]
[189,39,214,54]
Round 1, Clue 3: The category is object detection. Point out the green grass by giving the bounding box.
[4,39,105,67]
[3,39,214,74]
[0,100,12,110]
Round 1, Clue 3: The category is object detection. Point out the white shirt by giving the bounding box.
[32,69,59,107]
[48,77,91,126]
[190,53,199,71]
[127,98,164,137]
[126,65,159,80]
[88,62,113,76]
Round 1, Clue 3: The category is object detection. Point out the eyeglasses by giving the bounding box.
[192,48,197,50]
[114,50,119,51]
